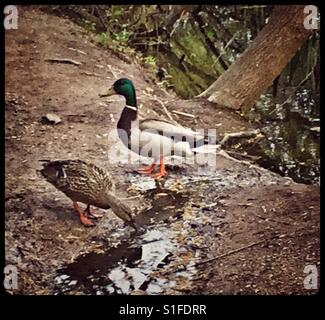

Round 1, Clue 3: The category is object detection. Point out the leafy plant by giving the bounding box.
[144,55,156,66]
[113,30,132,43]
[96,32,110,46]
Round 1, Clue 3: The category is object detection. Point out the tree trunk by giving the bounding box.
[198,5,314,112]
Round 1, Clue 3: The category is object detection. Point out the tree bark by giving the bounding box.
[198,5,314,112]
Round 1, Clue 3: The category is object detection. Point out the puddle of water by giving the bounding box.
[54,226,185,295]
[54,188,195,295]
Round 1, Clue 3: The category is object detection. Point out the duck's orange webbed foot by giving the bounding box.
[73,202,94,227]
[151,157,167,180]
[135,163,157,174]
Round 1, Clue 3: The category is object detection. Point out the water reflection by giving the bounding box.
[250,88,319,184]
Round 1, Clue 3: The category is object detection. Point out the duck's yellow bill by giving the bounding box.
[99,86,115,97]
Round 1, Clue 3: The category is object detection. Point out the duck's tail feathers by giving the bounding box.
[106,192,135,225]
[192,144,221,154]
[187,134,219,149]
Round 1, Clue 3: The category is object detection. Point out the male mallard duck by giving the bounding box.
[39,159,134,227]
[99,78,216,179]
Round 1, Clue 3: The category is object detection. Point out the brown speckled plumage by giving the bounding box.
[40,159,133,224]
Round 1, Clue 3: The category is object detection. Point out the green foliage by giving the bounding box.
[206,30,215,39]
[176,26,218,76]
[110,6,123,19]
[113,30,132,43]
[96,32,110,46]
[94,24,132,47]
[144,55,156,66]
[82,19,96,32]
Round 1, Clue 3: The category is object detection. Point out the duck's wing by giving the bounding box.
[139,118,204,142]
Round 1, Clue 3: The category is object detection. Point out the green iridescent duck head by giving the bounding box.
[99,78,137,107]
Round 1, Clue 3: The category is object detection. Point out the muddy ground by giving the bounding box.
[5,7,320,295]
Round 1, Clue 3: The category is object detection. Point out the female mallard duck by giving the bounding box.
[40,159,134,227]
[99,78,216,179]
